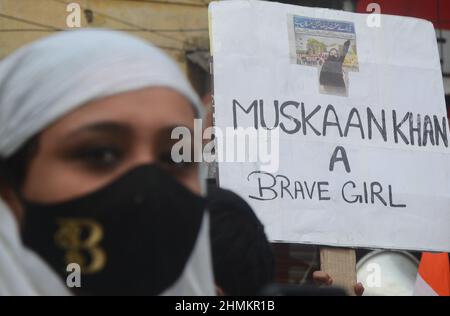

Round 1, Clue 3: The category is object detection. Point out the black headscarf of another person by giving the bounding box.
[208,188,275,296]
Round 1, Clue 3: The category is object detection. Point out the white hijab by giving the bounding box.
[0,29,214,296]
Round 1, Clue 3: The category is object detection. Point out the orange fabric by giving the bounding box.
[418,252,450,296]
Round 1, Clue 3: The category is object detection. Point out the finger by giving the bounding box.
[313,271,333,285]
[354,282,365,296]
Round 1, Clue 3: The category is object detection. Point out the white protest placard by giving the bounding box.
[209,0,450,252]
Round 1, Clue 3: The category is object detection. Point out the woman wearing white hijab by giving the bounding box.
[0,29,215,296]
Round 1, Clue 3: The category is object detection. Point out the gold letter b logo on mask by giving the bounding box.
[54,219,106,274]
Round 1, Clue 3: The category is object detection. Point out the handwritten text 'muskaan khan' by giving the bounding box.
[232,99,448,148]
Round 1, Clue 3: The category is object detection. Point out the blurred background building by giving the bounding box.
[0,0,212,97]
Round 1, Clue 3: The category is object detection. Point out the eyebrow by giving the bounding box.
[67,122,195,140]
[157,125,195,140]
[67,122,133,138]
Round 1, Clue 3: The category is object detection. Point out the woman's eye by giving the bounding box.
[72,146,123,169]
[158,151,194,171]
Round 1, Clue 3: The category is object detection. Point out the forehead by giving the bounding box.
[41,87,197,138]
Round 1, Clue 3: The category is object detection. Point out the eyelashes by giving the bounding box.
[157,151,197,174]
[65,143,196,174]
[67,145,124,172]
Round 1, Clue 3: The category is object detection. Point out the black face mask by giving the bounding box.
[21,164,205,296]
